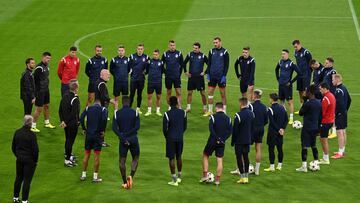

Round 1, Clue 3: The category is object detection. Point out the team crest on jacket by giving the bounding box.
[247,61,250,64]
[220,53,223,56]
[158,62,161,66]
[101,61,104,64]
[175,54,178,58]
[198,55,201,59]
[142,58,145,62]
[300,54,303,57]
[285,64,289,68]
[124,60,127,64]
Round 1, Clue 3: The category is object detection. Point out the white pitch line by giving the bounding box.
[348,0,360,41]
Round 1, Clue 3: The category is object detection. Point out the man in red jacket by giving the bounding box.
[319,82,336,165]
[58,46,80,97]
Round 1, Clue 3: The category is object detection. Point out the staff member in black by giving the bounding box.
[20,58,36,115]
[59,79,80,167]
[12,115,39,203]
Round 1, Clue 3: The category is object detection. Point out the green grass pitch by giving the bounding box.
[1,0,360,202]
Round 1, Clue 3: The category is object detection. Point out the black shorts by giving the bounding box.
[203,143,225,158]
[278,84,293,101]
[320,123,333,138]
[251,128,264,144]
[188,76,205,91]
[240,80,252,93]
[119,137,140,158]
[148,83,162,94]
[296,77,311,91]
[22,99,33,115]
[165,77,181,89]
[301,128,318,148]
[208,78,226,88]
[234,144,250,158]
[166,140,183,159]
[267,133,283,146]
[113,81,129,97]
[335,112,347,130]
[35,90,50,107]
[85,136,102,151]
[88,81,96,93]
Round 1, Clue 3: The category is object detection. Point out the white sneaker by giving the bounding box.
[230,168,240,175]
[319,159,330,165]
[296,166,307,173]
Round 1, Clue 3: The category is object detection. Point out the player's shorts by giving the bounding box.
[267,133,283,146]
[203,143,225,158]
[335,112,347,130]
[278,84,293,101]
[35,90,50,107]
[320,123,333,138]
[88,81,96,93]
[147,83,162,94]
[113,81,128,97]
[301,128,318,148]
[187,76,205,91]
[166,140,183,159]
[251,128,264,144]
[85,135,102,151]
[119,137,140,158]
[165,77,181,89]
[208,78,226,88]
[240,80,253,94]
[296,77,311,91]
[234,144,250,157]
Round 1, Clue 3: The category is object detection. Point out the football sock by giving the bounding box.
[339,147,344,155]
[278,163,282,167]
[45,119,50,125]
[302,148,307,162]
[323,154,329,161]
[32,122,36,128]
[93,172,98,179]
[82,171,86,177]
[290,113,294,119]
[270,164,275,170]
[223,105,227,113]
[147,107,151,113]
[122,175,127,184]
[178,171,182,178]
[302,161,307,168]
[156,107,160,113]
[255,162,260,172]
[130,170,136,177]
[187,104,191,109]
[208,104,213,112]
[171,174,177,182]
[203,105,207,110]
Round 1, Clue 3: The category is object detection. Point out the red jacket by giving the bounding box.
[57,55,80,84]
[321,91,336,124]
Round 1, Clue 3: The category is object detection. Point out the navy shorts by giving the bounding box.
[119,138,140,158]
[267,133,283,146]
[88,81,96,93]
[296,77,311,91]
[335,112,347,130]
[252,128,264,144]
[240,80,252,93]
[301,128,318,148]
[166,140,183,159]
[320,123,333,138]
[188,76,205,91]
[278,84,293,101]
[208,78,226,88]
[165,77,181,89]
[234,144,250,158]
[35,90,50,107]
[148,83,162,94]
[85,136,102,151]
[113,81,129,97]
[203,143,225,158]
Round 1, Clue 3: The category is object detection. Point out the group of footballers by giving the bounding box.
[15,36,352,202]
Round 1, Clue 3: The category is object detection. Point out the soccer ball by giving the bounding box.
[309,160,320,171]
[292,120,303,129]
[249,164,255,174]
[206,172,215,183]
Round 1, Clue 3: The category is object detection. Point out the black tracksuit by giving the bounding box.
[20,68,35,115]
[12,126,39,201]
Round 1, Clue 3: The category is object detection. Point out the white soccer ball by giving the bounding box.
[292,120,303,129]
[206,172,215,183]
[249,164,255,174]
[309,160,320,171]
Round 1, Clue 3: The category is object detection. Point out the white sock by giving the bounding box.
[339,148,344,155]
[302,162,307,168]
[255,162,260,171]
[332,127,336,133]
[323,154,329,161]
[93,172,98,179]
[208,104,213,112]
[82,171,86,177]
[32,122,36,128]
[13,197,19,201]
[156,107,160,113]
[147,107,151,113]
[343,146,346,153]
[203,105,207,110]
[187,104,191,110]
[278,163,282,168]
[45,119,50,124]
[290,114,294,119]
[270,164,275,170]
[22,201,28,203]
[223,105,227,113]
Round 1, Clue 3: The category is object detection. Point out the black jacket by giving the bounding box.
[95,79,110,107]
[59,92,80,127]
[20,68,35,100]
[33,61,50,92]
[12,126,39,163]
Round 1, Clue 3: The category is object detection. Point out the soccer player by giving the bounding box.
[292,40,312,110]
[59,79,80,167]
[275,49,300,125]
[110,45,130,110]
[12,115,39,203]
[234,47,255,101]
[264,93,288,172]
[57,46,80,97]
[232,97,254,184]
[200,102,232,185]
[318,82,336,165]
[112,96,140,189]
[310,59,324,99]
[296,85,321,172]
[85,45,108,107]
[183,42,208,113]
[144,49,165,117]
[322,57,337,93]
[162,40,184,108]
[163,96,187,186]
[331,74,351,159]
[31,52,56,132]
[79,99,108,183]
[204,37,229,116]
[129,43,149,113]
[20,58,36,115]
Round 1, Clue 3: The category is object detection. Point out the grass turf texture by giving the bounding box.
[1,0,360,202]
